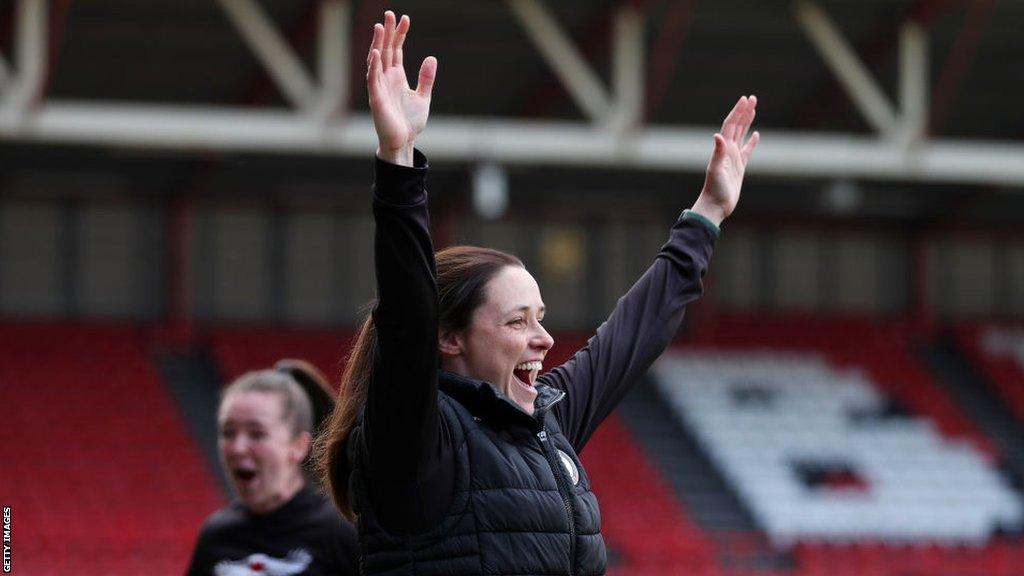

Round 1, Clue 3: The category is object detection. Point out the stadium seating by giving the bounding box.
[8,318,1023,575]
[540,337,709,574]
[206,326,354,384]
[955,324,1024,423]
[793,539,1024,576]
[0,322,223,575]
[583,415,717,575]
[691,316,995,456]
[649,315,1024,575]
[654,350,1021,544]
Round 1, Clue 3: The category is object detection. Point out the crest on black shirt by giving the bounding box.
[214,548,312,576]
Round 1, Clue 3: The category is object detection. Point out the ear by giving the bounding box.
[438,329,463,357]
[291,431,312,462]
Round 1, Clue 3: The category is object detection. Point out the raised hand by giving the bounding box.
[691,95,760,226]
[367,11,437,167]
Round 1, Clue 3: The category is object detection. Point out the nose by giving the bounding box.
[222,434,249,458]
[532,322,554,352]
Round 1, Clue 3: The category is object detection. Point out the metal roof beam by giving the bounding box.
[316,0,349,120]
[899,22,928,145]
[218,0,352,118]
[1,0,48,120]
[5,101,1024,187]
[506,0,613,123]
[794,0,899,137]
[506,0,648,132]
[609,3,645,131]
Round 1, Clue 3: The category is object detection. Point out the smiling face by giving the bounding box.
[217,391,310,514]
[440,265,555,414]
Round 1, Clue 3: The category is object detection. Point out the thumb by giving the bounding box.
[416,56,437,97]
[713,133,726,153]
[708,133,726,167]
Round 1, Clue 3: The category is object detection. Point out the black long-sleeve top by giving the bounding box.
[186,486,358,575]
[362,151,717,535]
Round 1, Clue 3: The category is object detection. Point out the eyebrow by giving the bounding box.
[219,419,268,429]
[505,305,546,316]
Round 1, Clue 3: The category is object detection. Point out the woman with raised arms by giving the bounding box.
[317,11,759,576]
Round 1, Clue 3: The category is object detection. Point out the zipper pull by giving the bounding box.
[537,430,548,442]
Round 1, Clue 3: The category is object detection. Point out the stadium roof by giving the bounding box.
[0,0,1022,222]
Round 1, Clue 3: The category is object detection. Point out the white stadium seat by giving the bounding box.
[653,350,1024,545]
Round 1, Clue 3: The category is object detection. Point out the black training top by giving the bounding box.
[362,150,717,535]
[186,485,358,575]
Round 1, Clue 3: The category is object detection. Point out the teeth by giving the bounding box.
[515,361,542,372]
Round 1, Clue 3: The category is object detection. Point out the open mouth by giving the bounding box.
[233,467,258,485]
[513,361,542,387]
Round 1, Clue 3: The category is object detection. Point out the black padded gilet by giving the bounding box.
[351,372,607,576]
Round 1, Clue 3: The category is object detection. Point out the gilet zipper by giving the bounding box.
[537,427,576,576]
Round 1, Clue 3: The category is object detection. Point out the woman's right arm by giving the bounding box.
[359,12,454,532]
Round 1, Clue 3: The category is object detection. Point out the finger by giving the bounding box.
[721,96,745,142]
[367,23,383,68]
[738,95,757,144]
[382,11,396,68]
[416,56,437,97]
[720,96,743,141]
[367,49,383,104]
[394,15,409,68]
[734,95,752,144]
[741,131,760,164]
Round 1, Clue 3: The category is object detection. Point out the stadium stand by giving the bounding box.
[956,324,1024,423]
[7,319,1023,575]
[691,316,996,456]
[583,415,717,575]
[653,350,1021,544]
[628,315,1024,575]
[205,326,353,383]
[793,539,1024,576]
[0,322,223,575]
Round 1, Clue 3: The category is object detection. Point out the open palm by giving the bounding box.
[695,96,760,225]
[367,12,436,166]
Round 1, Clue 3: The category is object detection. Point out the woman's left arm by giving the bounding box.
[540,96,759,452]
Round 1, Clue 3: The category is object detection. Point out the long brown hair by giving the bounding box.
[315,245,523,521]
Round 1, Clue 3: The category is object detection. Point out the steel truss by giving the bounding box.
[0,0,1020,186]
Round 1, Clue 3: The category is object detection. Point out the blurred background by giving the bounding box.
[1,0,1023,574]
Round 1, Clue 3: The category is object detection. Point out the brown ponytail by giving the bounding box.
[314,314,376,522]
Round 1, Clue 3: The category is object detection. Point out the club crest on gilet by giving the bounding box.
[556,448,580,485]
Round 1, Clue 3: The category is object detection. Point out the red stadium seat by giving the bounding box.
[0,322,224,575]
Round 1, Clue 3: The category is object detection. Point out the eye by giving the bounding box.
[250,429,268,441]
[219,428,235,440]
[508,317,526,327]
